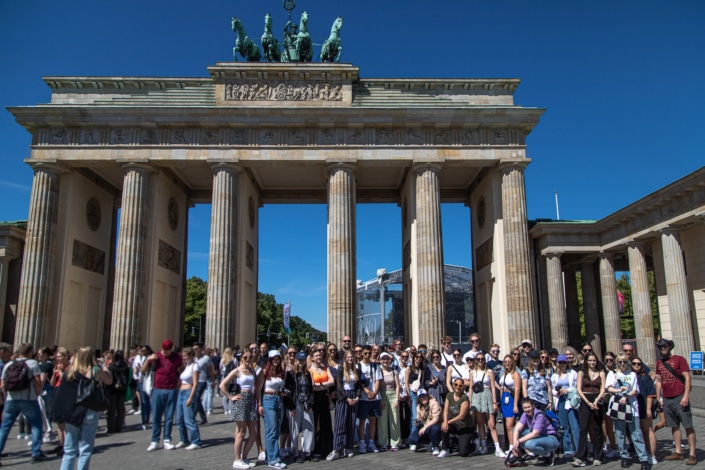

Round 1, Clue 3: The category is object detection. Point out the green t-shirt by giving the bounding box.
[445,392,475,430]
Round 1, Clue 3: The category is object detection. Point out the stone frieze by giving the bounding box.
[72,239,106,274]
[158,239,181,274]
[225,80,343,101]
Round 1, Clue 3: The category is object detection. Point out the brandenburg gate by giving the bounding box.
[8,62,544,352]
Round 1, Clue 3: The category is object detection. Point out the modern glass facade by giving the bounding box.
[356,265,474,345]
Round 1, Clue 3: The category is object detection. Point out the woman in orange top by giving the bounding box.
[309,348,334,461]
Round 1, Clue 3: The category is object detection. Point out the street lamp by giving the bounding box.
[377,268,388,345]
[457,320,462,344]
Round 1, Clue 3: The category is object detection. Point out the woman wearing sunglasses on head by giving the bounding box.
[499,354,522,453]
[573,351,606,467]
[439,378,476,458]
[605,354,649,470]
[469,353,503,457]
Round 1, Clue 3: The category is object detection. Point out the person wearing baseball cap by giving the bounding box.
[142,339,183,452]
[408,388,441,453]
[519,340,533,369]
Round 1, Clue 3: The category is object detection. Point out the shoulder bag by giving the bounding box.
[75,368,109,412]
[472,371,485,394]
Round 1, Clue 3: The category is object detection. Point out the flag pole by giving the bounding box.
[287,298,291,347]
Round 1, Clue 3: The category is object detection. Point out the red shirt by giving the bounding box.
[656,354,689,399]
[153,352,183,390]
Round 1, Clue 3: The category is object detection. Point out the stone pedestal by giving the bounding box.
[15,163,62,347]
[500,161,536,347]
[581,259,602,354]
[327,163,356,345]
[660,229,694,355]
[414,163,445,348]
[206,163,240,352]
[627,242,656,367]
[110,164,152,353]
[545,253,568,350]
[599,253,621,356]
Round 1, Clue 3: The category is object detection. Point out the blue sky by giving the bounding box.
[1,1,703,332]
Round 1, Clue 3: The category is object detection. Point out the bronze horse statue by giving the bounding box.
[296,11,313,62]
[320,16,343,63]
[260,13,280,62]
[232,17,261,62]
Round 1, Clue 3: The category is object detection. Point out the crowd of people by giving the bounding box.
[0,333,698,470]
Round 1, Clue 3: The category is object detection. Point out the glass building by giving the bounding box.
[356,265,474,346]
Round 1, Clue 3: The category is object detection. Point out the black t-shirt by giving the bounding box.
[39,360,54,384]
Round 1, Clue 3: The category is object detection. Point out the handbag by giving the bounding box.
[568,389,581,409]
[471,371,485,394]
[606,396,633,422]
[143,368,154,397]
[75,370,109,412]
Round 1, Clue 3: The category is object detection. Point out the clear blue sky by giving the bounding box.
[1,1,703,332]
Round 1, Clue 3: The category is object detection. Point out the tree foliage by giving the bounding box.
[182,276,325,348]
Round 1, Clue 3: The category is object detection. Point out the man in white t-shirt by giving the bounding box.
[192,342,214,425]
[357,345,382,453]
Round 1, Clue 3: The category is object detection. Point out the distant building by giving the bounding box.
[356,265,473,346]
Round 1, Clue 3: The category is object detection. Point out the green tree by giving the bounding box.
[256,292,326,349]
[184,276,207,345]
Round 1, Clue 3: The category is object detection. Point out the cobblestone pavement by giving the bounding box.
[0,399,702,469]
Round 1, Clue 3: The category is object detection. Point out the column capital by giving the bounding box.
[119,161,155,174]
[209,161,242,174]
[543,251,563,260]
[326,161,357,173]
[26,160,66,175]
[659,226,681,236]
[626,240,646,249]
[498,159,531,173]
[597,252,614,261]
[411,161,443,174]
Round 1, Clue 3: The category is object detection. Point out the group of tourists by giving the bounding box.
[0,333,697,470]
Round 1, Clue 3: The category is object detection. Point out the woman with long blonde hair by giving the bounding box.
[56,347,112,470]
[50,347,71,457]
[469,352,502,457]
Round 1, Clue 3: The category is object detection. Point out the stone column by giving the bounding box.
[414,163,445,348]
[110,163,152,353]
[15,163,62,347]
[581,259,602,354]
[545,253,568,350]
[0,257,10,340]
[627,242,656,367]
[660,228,694,355]
[564,267,581,349]
[499,161,536,348]
[206,163,240,352]
[599,253,621,355]
[327,163,356,345]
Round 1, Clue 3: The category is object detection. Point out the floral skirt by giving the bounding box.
[230,392,258,422]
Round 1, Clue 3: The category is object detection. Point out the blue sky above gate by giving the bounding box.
[1,1,703,333]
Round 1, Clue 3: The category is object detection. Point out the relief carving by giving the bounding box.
[81,130,97,145]
[225,80,343,101]
[110,129,127,144]
[86,198,101,231]
[168,197,179,231]
[246,242,254,270]
[72,239,105,274]
[141,129,157,144]
[231,129,247,145]
[158,239,181,274]
[51,129,68,144]
[462,129,481,145]
[349,129,364,145]
[406,129,423,145]
[475,237,494,271]
[377,129,393,145]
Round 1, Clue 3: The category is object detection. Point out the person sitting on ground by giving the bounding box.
[511,398,560,465]
[408,388,442,455]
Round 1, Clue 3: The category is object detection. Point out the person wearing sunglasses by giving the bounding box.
[469,353,502,457]
[440,336,454,367]
[550,354,579,460]
[605,354,649,469]
[246,342,266,462]
[511,348,523,373]
[499,354,522,453]
[632,356,657,467]
[445,348,470,394]
[564,346,581,370]
[540,350,554,377]
[423,349,445,410]
[377,353,401,451]
[284,351,314,463]
[655,338,697,465]
[396,351,411,447]
[522,350,551,412]
[409,389,442,454]
[512,398,560,466]
[357,345,382,454]
[278,347,299,459]
[406,353,425,437]
[601,352,619,460]
[327,350,361,460]
[439,378,475,458]
[574,351,606,467]
[326,343,339,406]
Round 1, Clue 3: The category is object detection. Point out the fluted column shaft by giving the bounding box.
[500,162,536,348]
[581,260,602,354]
[599,253,621,355]
[564,268,581,349]
[15,163,62,347]
[327,163,356,345]
[627,242,656,367]
[110,164,151,353]
[0,257,10,340]
[414,163,445,348]
[661,229,694,355]
[206,164,240,352]
[545,253,568,350]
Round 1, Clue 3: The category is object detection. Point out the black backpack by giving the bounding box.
[4,360,31,392]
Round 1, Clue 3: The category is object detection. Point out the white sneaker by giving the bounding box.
[326,451,340,461]
[268,463,286,469]
[258,451,267,461]
[345,449,355,458]
[409,444,417,451]
[438,450,449,458]
[432,447,440,456]
[174,441,186,449]
[163,441,175,450]
[368,442,379,453]
[147,442,159,452]
[233,460,250,470]
[242,459,255,468]
[185,443,201,450]
[495,447,507,458]
[651,456,658,465]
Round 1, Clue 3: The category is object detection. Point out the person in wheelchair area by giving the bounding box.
[511,398,560,466]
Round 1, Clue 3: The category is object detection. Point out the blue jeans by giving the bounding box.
[263,395,282,463]
[151,388,178,443]
[614,418,648,461]
[408,423,441,448]
[519,429,560,456]
[194,381,207,421]
[409,392,418,434]
[0,399,43,456]
[60,409,100,470]
[557,396,580,454]
[138,382,151,425]
[175,389,202,446]
[202,380,214,413]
